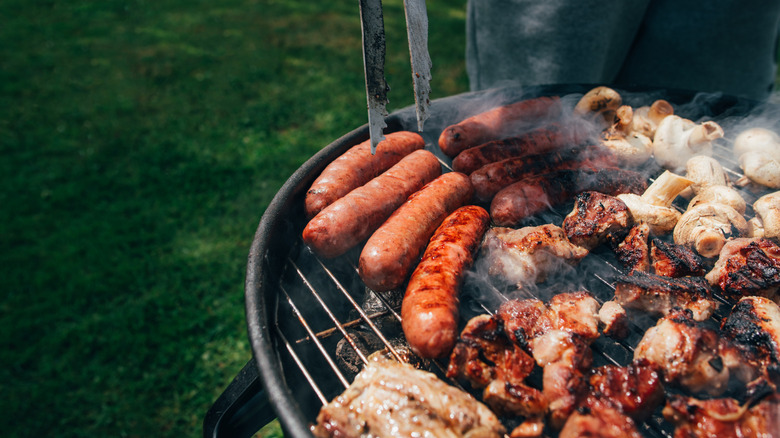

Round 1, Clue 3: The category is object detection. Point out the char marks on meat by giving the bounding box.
[613,221,651,273]
[480,224,589,288]
[313,355,505,438]
[634,309,730,396]
[562,191,631,250]
[651,238,706,277]
[663,393,780,438]
[559,404,644,438]
[613,270,718,321]
[705,237,780,301]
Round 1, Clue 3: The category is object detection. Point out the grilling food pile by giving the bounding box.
[302,86,780,437]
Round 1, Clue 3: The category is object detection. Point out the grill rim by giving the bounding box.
[240,83,766,438]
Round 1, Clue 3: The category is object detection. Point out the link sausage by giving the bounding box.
[305,131,425,218]
[401,205,491,359]
[302,149,441,258]
[490,168,647,227]
[358,172,474,292]
[438,96,563,158]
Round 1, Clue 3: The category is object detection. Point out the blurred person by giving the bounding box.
[466,0,780,100]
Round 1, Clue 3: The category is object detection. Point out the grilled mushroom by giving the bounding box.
[653,116,724,172]
[601,105,653,166]
[673,203,748,258]
[617,170,693,234]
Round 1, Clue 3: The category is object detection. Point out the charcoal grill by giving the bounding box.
[203,84,776,438]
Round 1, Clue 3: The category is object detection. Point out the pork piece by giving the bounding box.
[313,355,505,438]
[583,359,665,420]
[480,224,589,288]
[651,238,705,277]
[635,308,730,396]
[446,314,546,419]
[705,237,780,301]
[663,393,780,438]
[613,221,651,273]
[598,300,629,338]
[613,270,718,321]
[498,292,601,429]
[562,191,631,250]
[720,296,780,398]
[559,404,643,438]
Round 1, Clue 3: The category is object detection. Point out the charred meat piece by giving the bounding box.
[705,237,780,301]
[635,309,730,396]
[546,291,602,341]
[613,270,718,321]
[559,404,643,438]
[613,222,651,273]
[583,359,665,421]
[446,314,546,418]
[663,393,780,438]
[563,191,631,250]
[480,224,589,288]
[651,238,705,277]
[497,298,549,348]
[598,300,630,338]
[720,296,780,398]
[313,354,505,438]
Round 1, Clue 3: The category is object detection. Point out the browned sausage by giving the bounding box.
[490,168,647,227]
[401,205,491,358]
[302,149,441,258]
[305,131,425,218]
[451,122,590,174]
[358,172,474,292]
[438,96,563,157]
[470,145,618,203]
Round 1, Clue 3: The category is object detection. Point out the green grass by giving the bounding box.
[0,0,468,436]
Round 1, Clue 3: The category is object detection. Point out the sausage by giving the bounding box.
[401,205,491,358]
[490,168,647,227]
[302,149,441,258]
[438,96,563,158]
[451,123,590,174]
[305,131,425,218]
[359,172,474,292]
[470,145,618,203]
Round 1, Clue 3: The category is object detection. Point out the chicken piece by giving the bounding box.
[446,314,547,419]
[583,359,665,421]
[663,393,780,438]
[481,225,589,288]
[634,309,730,396]
[753,191,780,240]
[563,191,631,250]
[651,238,705,277]
[497,298,549,348]
[653,115,724,172]
[705,237,780,301]
[688,185,747,215]
[598,300,629,338]
[673,202,748,258]
[613,221,651,273]
[545,291,602,340]
[559,404,643,438]
[613,270,718,321]
[720,296,780,397]
[313,354,505,438]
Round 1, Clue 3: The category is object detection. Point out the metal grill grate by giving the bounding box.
[265,135,768,437]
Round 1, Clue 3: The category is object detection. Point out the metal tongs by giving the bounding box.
[358,0,432,154]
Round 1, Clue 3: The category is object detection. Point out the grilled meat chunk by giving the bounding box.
[720,296,780,398]
[663,393,780,438]
[613,270,718,321]
[446,314,546,418]
[635,309,730,396]
[583,359,665,420]
[613,222,651,273]
[563,191,631,250]
[598,300,629,338]
[313,355,505,438]
[651,238,705,277]
[480,224,589,288]
[559,404,643,438]
[705,237,780,301]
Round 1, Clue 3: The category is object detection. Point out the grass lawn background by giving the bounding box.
[2,1,779,437]
[1,1,468,436]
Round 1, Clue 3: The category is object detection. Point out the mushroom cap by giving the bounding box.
[733,127,780,157]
